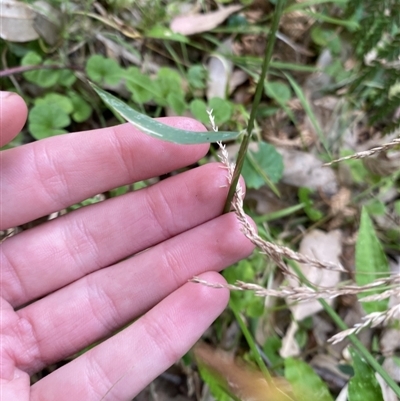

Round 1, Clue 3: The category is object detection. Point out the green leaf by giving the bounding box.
[355,208,390,314]
[311,27,341,54]
[263,335,283,369]
[146,25,189,43]
[395,200,400,216]
[265,81,292,103]
[242,141,284,189]
[155,67,184,106]
[365,199,386,216]
[190,99,209,124]
[187,65,207,89]
[86,55,123,85]
[285,358,334,401]
[298,187,324,221]
[348,349,384,401]
[246,296,264,318]
[157,67,182,88]
[90,83,240,144]
[69,92,92,123]
[209,98,233,125]
[197,362,235,401]
[167,92,186,115]
[22,51,61,88]
[58,69,77,87]
[124,67,157,104]
[28,104,70,139]
[35,93,74,114]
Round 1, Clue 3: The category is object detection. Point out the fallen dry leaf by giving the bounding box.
[0,0,39,42]
[280,231,342,358]
[31,1,62,46]
[289,229,343,321]
[194,342,296,401]
[276,147,339,195]
[206,39,234,100]
[170,5,242,36]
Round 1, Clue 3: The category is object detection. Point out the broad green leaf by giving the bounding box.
[365,199,386,216]
[91,83,240,144]
[246,296,265,318]
[265,81,292,103]
[124,67,157,103]
[190,99,209,124]
[224,259,264,317]
[157,67,182,91]
[187,65,207,89]
[348,349,384,401]
[242,141,283,189]
[311,27,341,54]
[263,335,283,369]
[285,358,334,401]
[69,92,92,123]
[355,208,390,313]
[86,55,123,85]
[35,93,74,114]
[154,67,185,107]
[22,52,61,88]
[28,104,70,139]
[209,98,233,125]
[166,92,186,115]
[58,69,77,87]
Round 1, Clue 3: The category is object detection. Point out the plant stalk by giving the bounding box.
[223,0,286,213]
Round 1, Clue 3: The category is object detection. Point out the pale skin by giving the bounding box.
[0,92,254,400]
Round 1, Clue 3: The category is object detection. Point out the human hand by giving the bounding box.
[0,92,254,400]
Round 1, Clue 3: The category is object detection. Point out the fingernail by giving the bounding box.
[0,91,13,98]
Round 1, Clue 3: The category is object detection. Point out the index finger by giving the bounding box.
[1,118,208,230]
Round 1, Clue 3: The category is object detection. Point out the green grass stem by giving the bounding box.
[223,0,287,213]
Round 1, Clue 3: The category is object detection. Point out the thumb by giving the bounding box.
[0,92,28,148]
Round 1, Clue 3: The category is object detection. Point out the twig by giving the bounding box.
[0,64,82,78]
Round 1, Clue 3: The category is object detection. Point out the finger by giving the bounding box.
[15,213,254,374]
[0,92,28,147]
[2,164,246,307]
[30,271,229,401]
[1,118,209,230]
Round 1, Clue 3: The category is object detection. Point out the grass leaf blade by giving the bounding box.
[90,83,239,144]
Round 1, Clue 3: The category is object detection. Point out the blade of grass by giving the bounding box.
[230,300,272,381]
[284,0,347,13]
[302,10,359,29]
[253,203,305,224]
[223,0,287,213]
[284,72,331,157]
[90,83,240,144]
